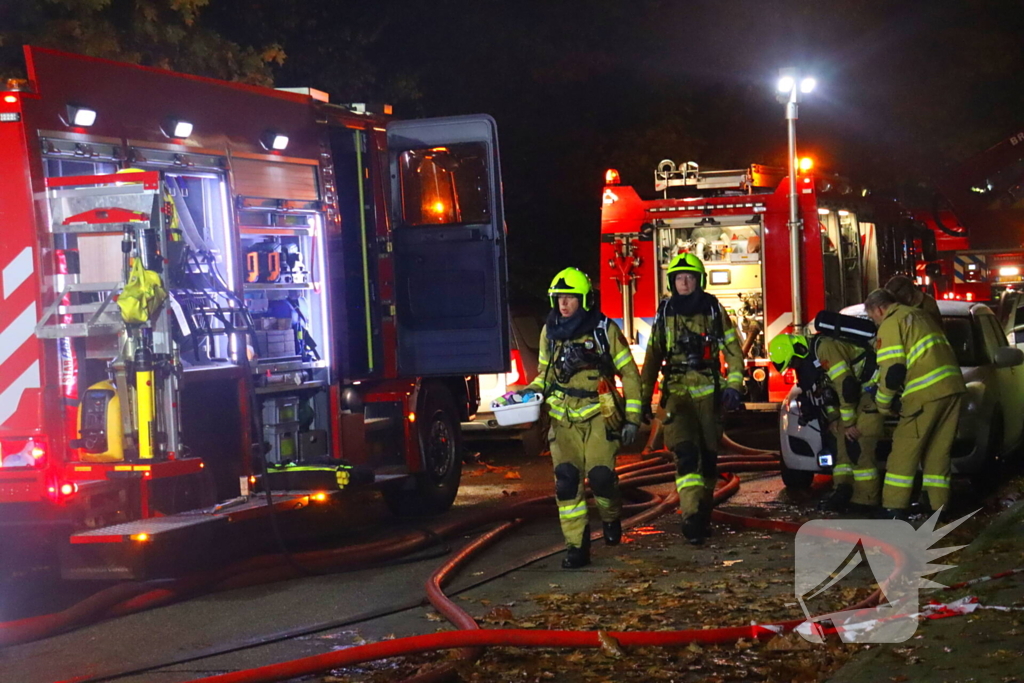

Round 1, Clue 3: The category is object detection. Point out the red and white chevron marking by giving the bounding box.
[0,246,40,428]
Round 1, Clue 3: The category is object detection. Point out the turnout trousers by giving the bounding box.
[883,394,962,510]
[662,392,720,521]
[549,415,622,548]
[831,394,884,506]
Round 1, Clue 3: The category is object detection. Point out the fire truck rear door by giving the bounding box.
[387,115,509,376]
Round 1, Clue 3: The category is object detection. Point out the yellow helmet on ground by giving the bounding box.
[768,333,810,373]
[548,267,594,311]
[666,252,706,289]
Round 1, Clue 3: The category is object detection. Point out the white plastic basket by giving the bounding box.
[491,393,544,426]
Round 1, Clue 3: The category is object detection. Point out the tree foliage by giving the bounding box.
[0,0,283,84]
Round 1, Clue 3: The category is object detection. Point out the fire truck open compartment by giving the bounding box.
[0,47,510,580]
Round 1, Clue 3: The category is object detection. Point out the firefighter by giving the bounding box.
[641,253,744,544]
[523,267,642,569]
[865,288,965,519]
[769,332,883,513]
[885,275,942,325]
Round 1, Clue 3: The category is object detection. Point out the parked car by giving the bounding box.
[779,301,1024,491]
[462,309,549,456]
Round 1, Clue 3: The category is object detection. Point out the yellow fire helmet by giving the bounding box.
[548,267,594,311]
[665,252,706,289]
[768,333,810,373]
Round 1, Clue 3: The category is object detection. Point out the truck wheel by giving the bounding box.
[383,383,463,516]
[780,461,814,491]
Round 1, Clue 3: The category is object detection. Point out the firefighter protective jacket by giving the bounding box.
[875,303,965,415]
[528,317,642,425]
[815,336,877,428]
[640,296,743,406]
[918,292,942,323]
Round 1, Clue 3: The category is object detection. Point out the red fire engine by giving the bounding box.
[0,48,509,578]
[600,160,924,406]
[912,127,1024,303]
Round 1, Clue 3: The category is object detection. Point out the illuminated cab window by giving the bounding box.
[398,143,490,226]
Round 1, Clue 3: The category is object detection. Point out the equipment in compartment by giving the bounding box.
[263,422,300,464]
[244,237,309,284]
[246,238,282,283]
[73,380,124,462]
[262,395,299,426]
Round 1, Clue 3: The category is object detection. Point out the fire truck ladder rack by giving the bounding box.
[654,161,785,195]
[35,281,123,338]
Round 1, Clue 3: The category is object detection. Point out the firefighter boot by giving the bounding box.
[818,483,854,513]
[877,507,910,522]
[603,519,621,546]
[562,526,591,569]
[681,514,706,546]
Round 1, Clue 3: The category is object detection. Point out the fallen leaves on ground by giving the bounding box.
[597,630,626,658]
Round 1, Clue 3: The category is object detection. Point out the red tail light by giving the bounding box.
[507,349,526,387]
[46,477,78,503]
[783,369,797,385]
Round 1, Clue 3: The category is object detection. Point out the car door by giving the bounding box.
[387,116,510,376]
[977,310,1024,448]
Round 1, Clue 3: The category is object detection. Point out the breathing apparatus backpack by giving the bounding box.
[546,316,627,430]
[796,311,879,426]
[812,310,878,386]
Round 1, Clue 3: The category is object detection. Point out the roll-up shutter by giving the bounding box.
[232,158,319,201]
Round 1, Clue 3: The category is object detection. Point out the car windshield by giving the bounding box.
[941,316,982,366]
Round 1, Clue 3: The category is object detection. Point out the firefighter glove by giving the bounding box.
[620,422,639,446]
[721,387,743,412]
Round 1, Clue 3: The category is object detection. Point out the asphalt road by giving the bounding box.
[2,411,953,683]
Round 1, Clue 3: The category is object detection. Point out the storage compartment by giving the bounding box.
[262,395,299,426]
[299,429,329,459]
[264,422,300,464]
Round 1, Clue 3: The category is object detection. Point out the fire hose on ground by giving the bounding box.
[182,447,787,683]
[0,445,679,650]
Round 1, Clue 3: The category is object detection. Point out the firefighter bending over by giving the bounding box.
[865,288,965,520]
[641,254,743,545]
[523,268,642,569]
[769,326,883,514]
[885,275,942,325]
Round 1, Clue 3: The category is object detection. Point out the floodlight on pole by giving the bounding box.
[776,67,816,327]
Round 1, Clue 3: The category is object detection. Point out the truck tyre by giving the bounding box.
[383,383,463,516]
[780,461,814,491]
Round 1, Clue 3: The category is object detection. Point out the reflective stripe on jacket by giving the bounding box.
[816,336,876,427]
[874,304,964,414]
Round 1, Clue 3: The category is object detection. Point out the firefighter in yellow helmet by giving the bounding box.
[865,288,965,519]
[770,330,883,513]
[641,253,744,544]
[523,267,643,568]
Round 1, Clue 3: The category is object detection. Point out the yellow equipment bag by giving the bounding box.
[117,258,167,324]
